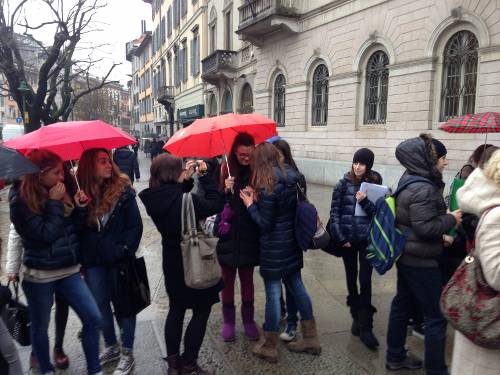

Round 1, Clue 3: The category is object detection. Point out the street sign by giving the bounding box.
[15,117,22,124]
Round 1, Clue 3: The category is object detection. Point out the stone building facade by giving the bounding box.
[202,0,257,117]
[239,0,500,187]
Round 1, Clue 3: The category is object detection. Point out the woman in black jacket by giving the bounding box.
[77,148,143,375]
[240,143,321,363]
[329,148,381,350]
[9,149,102,375]
[139,154,224,375]
[217,133,260,342]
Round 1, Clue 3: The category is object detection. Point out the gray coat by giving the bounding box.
[395,136,456,268]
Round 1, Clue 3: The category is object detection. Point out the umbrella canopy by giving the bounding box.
[164,113,277,157]
[0,146,40,180]
[4,120,137,161]
[439,112,500,133]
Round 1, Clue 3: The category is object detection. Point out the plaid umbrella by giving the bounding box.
[439,112,500,133]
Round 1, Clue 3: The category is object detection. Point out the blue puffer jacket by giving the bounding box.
[247,166,302,280]
[9,187,80,270]
[329,172,379,246]
[78,186,143,268]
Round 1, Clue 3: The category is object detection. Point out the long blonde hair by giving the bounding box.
[77,148,130,225]
[250,143,284,194]
[20,150,63,214]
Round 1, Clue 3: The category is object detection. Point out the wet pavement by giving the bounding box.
[0,151,453,374]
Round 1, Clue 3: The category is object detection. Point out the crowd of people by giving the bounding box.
[0,133,499,375]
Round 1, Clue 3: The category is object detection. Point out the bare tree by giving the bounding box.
[0,0,119,132]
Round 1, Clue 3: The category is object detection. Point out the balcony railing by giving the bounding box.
[201,50,237,85]
[237,0,299,43]
[157,85,175,107]
[239,0,298,25]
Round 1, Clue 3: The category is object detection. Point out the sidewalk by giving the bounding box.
[0,151,453,374]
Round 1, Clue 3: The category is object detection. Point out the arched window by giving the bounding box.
[208,93,217,116]
[240,84,253,114]
[274,74,286,127]
[364,51,389,124]
[222,90,233,114]
[441,30,478,121]
[311,64,329,126]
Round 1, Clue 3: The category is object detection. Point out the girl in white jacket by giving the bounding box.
[453,148,500,375]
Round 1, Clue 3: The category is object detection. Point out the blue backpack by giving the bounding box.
[366,176,433,275]
[295,183,319,251]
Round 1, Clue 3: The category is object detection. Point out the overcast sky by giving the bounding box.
[11,0,152,86]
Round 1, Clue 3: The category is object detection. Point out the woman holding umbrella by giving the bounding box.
[217,132,260,343]
[9,149,102,375]
[76,148,143,375]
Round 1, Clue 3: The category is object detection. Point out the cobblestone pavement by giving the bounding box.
[0,151,454,374]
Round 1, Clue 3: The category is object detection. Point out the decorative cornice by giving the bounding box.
[389,57,436,70]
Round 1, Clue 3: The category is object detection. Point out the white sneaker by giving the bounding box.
[279,325,297,342]
[113,349,135,375]
[100,343,121,366]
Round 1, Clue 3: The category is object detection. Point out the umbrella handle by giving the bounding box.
[70,160,81,192]
[224,153,234,194]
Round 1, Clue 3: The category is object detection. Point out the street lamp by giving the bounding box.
[18,80,31,127]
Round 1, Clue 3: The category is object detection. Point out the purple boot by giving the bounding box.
[221,303,236,342]
[242,301,260,341]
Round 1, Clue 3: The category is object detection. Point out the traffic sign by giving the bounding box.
[15,117,22,124]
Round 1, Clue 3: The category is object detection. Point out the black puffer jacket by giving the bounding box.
[329,172,378,246]
[247,166,302,280]
[113,148,140,182]
[216,166,260,268]
[395,136,457,268]
[78,186,143,268]
[9,187,80,270]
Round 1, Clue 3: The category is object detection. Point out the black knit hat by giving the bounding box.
[431,138,447,159]
[353,148,375,170]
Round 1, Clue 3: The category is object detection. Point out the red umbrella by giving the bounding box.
[4,120,137,161]
[164,113,277,158]
[440,112,500,134]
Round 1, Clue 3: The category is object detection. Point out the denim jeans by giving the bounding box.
[282,282,298,328]
[263,271,313,332]
[386,264,448,375]
[22,273,102,374]
[85,266,137,349]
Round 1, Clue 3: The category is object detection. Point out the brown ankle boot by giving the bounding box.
[252,331,279,363]
[164,354,182,375]
[287,319,322,355]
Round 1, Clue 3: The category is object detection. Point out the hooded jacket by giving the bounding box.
[139,175,224,307]
[9,187,80,270]
[395,135,456,268]
[78,186,143,268]
[451,167,500,374]
[113,148,140,182]
[329,171,379,246]
[247,166,303,280]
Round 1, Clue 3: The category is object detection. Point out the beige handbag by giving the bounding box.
[181,193,221,289]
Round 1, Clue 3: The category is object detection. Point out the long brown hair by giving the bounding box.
[149,153,183,188]
[20,150,63,214]
[77,148,130,225]
[220,132,255,187]
[250,143,284,194]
